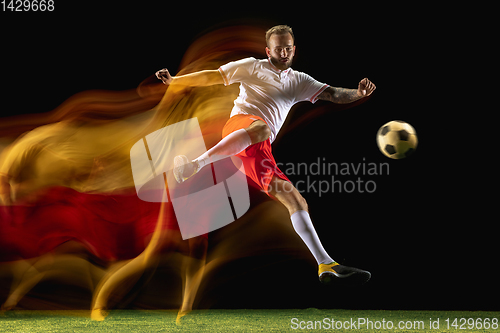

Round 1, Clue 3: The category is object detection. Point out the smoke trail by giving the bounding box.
[0,23,310,316]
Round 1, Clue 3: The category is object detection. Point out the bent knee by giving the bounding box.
[275,182,309,215]
[296,194,308,212]
[245,121,271,144]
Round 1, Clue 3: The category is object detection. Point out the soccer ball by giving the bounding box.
[376,120,418,159]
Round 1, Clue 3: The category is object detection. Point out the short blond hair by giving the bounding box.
[265,25,294,46]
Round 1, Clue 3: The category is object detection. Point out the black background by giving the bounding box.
[1,2,494,311]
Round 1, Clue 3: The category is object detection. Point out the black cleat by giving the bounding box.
[318,262,371,285]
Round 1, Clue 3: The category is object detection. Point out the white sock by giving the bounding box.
[290,210,335,265]
[194,128,252,170]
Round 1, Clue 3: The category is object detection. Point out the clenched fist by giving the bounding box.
[155,68,173,85]
[357,78,376,97]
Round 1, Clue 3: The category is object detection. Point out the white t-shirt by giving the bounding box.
[218,57,328,143]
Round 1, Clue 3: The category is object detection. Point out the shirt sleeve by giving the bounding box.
[295,72,329,104]
[218,57,257,86]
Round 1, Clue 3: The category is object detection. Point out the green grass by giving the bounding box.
[1,309,499,332]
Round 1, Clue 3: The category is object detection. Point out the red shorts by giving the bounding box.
[222,114,290,195]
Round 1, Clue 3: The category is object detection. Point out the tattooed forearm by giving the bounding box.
[317,86,363,104]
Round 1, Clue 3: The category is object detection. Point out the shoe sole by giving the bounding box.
[319,270,371,285]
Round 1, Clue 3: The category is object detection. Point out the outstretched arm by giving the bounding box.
[318,78,376,104]
[155,68,224,87]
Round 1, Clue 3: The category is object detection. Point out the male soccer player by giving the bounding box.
[156,25,375,284]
